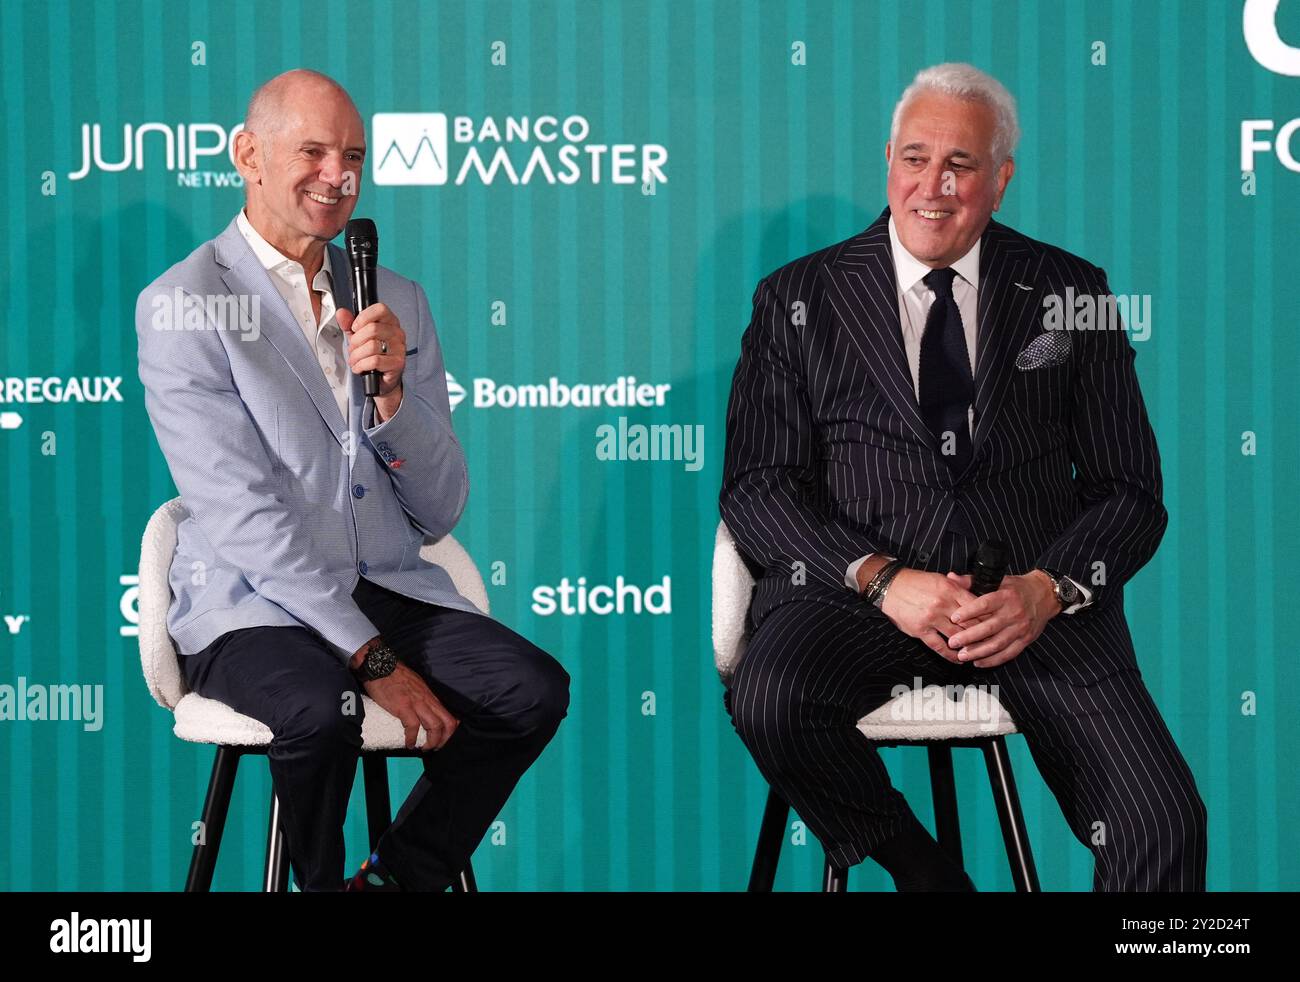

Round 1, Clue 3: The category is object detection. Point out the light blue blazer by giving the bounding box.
[135,217,484,662]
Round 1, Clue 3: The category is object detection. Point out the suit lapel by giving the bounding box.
[823,207,1045,479]
[214,219,348,449]
[968,219,1044,472]
[822,207,936,452]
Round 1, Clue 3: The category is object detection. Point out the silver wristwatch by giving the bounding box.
[1040,567,1082,612]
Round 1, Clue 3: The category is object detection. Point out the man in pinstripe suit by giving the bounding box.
[719,64,1206,891]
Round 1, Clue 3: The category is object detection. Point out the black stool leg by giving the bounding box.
[928,744,964,867]
[982,737,1040,891]
[186,745,240,892]
[362,755,392,852]
[748,787,789,891]
[264,791,291,892]
[822,858,849,892]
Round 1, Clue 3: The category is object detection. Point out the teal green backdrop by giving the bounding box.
[2,0,1297,890]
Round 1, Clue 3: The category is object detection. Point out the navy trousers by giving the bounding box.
[726,595,1208,891]
[181,576,570,891]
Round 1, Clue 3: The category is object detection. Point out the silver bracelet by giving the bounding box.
[865,559,904,608]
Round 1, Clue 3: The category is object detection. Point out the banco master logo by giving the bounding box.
[373,113,449,185]
[371,112,668,188]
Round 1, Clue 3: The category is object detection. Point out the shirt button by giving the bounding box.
[357,560,368,574]
[352,484,365,498]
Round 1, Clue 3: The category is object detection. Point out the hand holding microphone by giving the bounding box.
[968,540,1010,597]
[339,218,406,417]
[945,539,1060,669]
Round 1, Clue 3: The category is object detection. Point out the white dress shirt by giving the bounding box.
[845,215,1092,613]
[236,209,351,427]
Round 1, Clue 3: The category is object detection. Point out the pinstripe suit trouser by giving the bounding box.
[726,537,1208,891]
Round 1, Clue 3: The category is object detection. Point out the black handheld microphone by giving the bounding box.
[345,218,382,398]
[969,540,1010,596]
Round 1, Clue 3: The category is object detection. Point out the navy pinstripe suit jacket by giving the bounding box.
[720,205,1168,686]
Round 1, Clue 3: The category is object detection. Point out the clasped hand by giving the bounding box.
[878,568,1058,669]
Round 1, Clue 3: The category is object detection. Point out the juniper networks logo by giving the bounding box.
[373,113,448,185]
[372,112,668,188]
[68,122,244,188]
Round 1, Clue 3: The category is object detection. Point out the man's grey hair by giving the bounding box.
[889,62,1021,168]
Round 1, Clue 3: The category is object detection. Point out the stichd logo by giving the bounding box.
[373,113,448,185]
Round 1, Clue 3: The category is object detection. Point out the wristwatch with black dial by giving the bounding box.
[354,638,398,681]
[1039,567,1083,612]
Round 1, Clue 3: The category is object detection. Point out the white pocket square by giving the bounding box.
[1015,331,1072,370]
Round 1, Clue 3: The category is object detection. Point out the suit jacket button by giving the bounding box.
[353,483,366,498]
[357,561,368,574]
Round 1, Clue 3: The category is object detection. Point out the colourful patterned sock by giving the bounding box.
[344,851,403,892]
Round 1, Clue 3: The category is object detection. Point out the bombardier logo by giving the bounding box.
[444,373,669,411]
[446,373,466,411]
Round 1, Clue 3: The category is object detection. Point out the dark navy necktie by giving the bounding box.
[918,267,973,474]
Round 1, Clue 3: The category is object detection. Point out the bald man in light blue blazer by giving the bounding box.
[136,68,568,892]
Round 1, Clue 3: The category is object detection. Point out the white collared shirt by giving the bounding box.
[236,209,350,426]
[888,212,979,439]
[845,215,1091,613]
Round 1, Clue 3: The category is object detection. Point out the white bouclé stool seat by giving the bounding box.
[139,496,491,890]
[711,520,1039,891]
